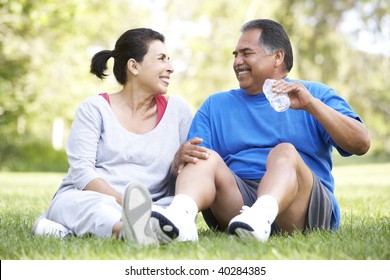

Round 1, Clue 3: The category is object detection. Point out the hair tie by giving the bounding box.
[111,50,117,58]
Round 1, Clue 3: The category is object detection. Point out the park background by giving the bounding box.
[0,0,389,171]
[0,0,389,264]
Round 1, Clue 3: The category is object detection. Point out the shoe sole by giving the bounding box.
[228,221,258,239]
[122,182,158,246]
[150,211,179,244]
[229,221,270,242]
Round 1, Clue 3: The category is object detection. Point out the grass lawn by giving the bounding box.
[0,162,389,260]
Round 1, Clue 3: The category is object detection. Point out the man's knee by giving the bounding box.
[268,143,299,165]
[272,142,297,153]
[208,149,223,161]
[201,149,226,169]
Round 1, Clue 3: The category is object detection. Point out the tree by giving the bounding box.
[1,0,389,170]
[0,0,151,169]
[164,0,390,155]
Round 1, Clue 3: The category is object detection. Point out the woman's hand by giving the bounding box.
[171,137,210,176]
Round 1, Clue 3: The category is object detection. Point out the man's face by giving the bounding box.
[233,29,276,95]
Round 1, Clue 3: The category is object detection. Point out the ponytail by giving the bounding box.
[90,50,113,80]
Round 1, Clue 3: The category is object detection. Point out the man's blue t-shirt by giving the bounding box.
[187,78,363,230]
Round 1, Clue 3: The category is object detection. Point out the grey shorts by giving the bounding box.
[202,171,332,234]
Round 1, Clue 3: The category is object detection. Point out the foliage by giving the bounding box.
[165,0,390,154]
[0,0,389,171]
[1,139,68,172]
[0,0,151,170]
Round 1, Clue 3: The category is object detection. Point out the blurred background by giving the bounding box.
[0,0,389,171]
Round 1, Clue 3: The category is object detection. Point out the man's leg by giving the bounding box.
[229,143,314,240]
[177,150,245,228]
[260,143,313,232]
[151,150,243,242]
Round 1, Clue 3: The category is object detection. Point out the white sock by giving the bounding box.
[251,195,279,223]
[119,229,124,240]
[168,194,198,221]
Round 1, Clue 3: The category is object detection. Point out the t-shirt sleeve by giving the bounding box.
[320,87,364,157]
[66,100,102,190]
[187,98,213,149]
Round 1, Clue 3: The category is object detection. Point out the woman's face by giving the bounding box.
[136,40,174,95]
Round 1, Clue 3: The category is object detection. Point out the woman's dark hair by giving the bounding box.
[90,28,165,85]
[241,19,293,72]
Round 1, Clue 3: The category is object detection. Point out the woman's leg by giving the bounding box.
[47,189,121,238]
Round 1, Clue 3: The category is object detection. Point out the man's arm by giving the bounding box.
[305,98,370,155]
[273,80,370,155]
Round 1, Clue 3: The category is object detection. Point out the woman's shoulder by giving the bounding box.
[167,94,187,104]
[77,94,109,109]
[73,95,111,119]
[81,94,107,104]
[164,95,192,120]
[166,94,192,109]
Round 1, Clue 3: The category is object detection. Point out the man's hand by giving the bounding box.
[272,80,315,111]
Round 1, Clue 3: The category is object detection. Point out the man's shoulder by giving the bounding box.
[287,77,329,89]
[287,78,334,98]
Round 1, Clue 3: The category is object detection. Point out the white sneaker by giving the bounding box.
[122,182,158,246]
[228,206,271,242]
[150,205,198,243]
[32,214,72,238]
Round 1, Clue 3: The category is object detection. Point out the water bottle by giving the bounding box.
[262,79,290,112]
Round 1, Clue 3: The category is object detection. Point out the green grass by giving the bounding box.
[0,163,389,260]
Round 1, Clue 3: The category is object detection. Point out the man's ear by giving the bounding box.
[274,50,285,68]
[127,58,139,76]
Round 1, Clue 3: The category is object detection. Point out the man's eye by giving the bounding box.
[233,52,255,58]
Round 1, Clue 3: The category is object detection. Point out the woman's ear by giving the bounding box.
[274,50,285,68]
[127,58,139,76]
